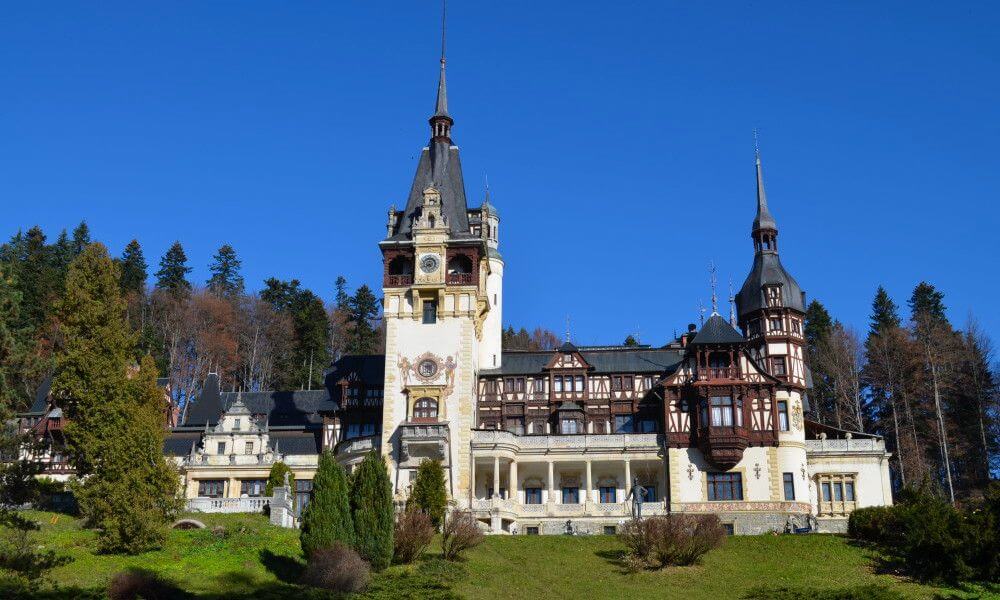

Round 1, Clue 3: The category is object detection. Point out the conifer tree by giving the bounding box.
[53,244,179,553]
[346,284,381,355]
[120,239,147,297]
[0,267,22,412]
[407,459,447,528]
[334,275,349,310]
[16,226,60,334]
[207,243,244,299]
[52,229,74,276]
[623,334,639,347]
[909,281,947,325]
[350,451,394,570]
[300,451,355,557]
[804,300,835,423]
[71,220,91,255]
[155,241,192,298]
[868,286,901,336]
[266,461,295,496]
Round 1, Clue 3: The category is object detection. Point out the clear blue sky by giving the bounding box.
[4,2,999,347]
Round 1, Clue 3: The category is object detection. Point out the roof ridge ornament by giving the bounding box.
[709,261,719,316]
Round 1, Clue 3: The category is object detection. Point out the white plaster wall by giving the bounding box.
[777,445,808,500]
[808,454,893,509]
[478,258,504,369]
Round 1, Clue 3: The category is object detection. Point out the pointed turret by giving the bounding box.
[429,2,453,143]
[753,152,778,235]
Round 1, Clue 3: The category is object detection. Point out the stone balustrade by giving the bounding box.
[469,497,669,519]
[806,438,885,453]
[186,496,269,514]
[185,453,281,467]
[471,430,661,455]
[335,435,380,458]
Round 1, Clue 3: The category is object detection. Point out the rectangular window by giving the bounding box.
[643,485,658,502]
[361,423,376,437]
[614,415,634,433]
[553,377,563,392]
[506,417,525,435]
[845,482,855,501]
[216,442,226,455]
[638,419,657,433]
[603,525,617,535]
[526,526,539,535]
[240,479,266,497]
[611,376,622,391]
[821,482,832,502]
[707,472,743,501]
[533,378,545,394]
[778,401,789,431]
[600,486,616,503]
[422,300,437,324]
[791,320,801,334]
[783,472,795,501]
[561,419,579,434]
[773,357,787,376]
[294,480,314,516]
[562,487,579,504]
[769,318,783,332]
[710,396,734,427]
[346,424,360,439]
[574,376,585,392]
[198,480,225,498]
[234,418,241,431]
[722,523,735,535]
[833,482,843,502]
[524,488,542,504]
[245,441,254,455]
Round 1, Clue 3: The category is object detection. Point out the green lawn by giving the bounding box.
[6,511,997,599]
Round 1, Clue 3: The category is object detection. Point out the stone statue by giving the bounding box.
[625,477,648,520]
[283,472,290,489]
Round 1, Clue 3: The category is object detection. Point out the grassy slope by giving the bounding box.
[16,511,989,599]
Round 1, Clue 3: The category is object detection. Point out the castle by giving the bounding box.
[20,39,893,535]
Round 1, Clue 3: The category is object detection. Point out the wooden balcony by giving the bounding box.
[385,274,413,287]
[696,367,740,381]
[446,272,474,285]
[697,425,750,469]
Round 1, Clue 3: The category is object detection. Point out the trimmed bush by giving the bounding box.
[408,459,448,528]
[350,451,394,571]
[265,461,294,496]
[618,515,725,569]
[108,569,186,600]
[300,542,370,593]
[394,508,435,564]
[441,508,484,561]
[300,451,354,558]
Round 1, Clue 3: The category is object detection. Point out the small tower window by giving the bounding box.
[413,397,438,421]
[422,300,438,324]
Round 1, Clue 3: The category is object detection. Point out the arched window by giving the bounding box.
[413,397,438,421]
[388,256,413,276]
[447,254,473,275]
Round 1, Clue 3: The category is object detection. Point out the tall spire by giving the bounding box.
[752,130,777,234]
[709,261,719,315]
[429,0,453,142]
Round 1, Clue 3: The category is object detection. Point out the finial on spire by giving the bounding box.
[709,261,719,315]
[429,0,453,141]
[753,128,760,159]
[698,301,706,326]
[565,315,571,343]
[752,131,778,238]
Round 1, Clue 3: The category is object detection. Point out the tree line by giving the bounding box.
[806,283,998,502]
[0,223,384,421]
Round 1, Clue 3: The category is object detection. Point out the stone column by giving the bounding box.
[493,455,501,499]
[470,456,477,501]
[624,459,631,504]
[585,459,593,505]
[510,460,518,504]
[547,460,555,505]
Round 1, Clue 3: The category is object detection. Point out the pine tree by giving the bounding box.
[909,281,947,325]
[350,451,394,571]
[623,334,639,347]
[300,451,355,557]
[334,275,349,310]
[53,244,179,553]
[71,220,91,255]
[408,459,447,528]
[869,286,901,336]
[51,229,74,276]
[804,300,835,424]
[16,226,60,335]
[207,244,245,299]
[346,284,380,355]
[266,461,295,496]
[0,267,22,413]
[155,241,192,298]
[120,239,147,297]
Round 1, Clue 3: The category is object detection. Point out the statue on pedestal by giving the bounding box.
[625,476,648,520]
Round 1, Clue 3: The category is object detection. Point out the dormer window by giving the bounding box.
[217,442,226,455]
[766,285,782,307]
[769,318,783,332]
[234,418,241,431]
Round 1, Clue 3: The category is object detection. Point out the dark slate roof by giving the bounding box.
[736,252,806,319]
[27,376,52,414]
[690,314,746,346]
[482,348,685,376]
[326,354,385,387]
[164,432,201,456]
[184,374,337,428]
[269,431,322,455]
[386,142,475,241]
[558,341,578,353]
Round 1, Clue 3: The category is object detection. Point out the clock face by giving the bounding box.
[419,254,440,274]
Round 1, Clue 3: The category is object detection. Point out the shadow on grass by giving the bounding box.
[593,548,630,573]
[259,549,305,584]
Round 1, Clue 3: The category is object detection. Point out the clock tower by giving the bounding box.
[377,38,500,506]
